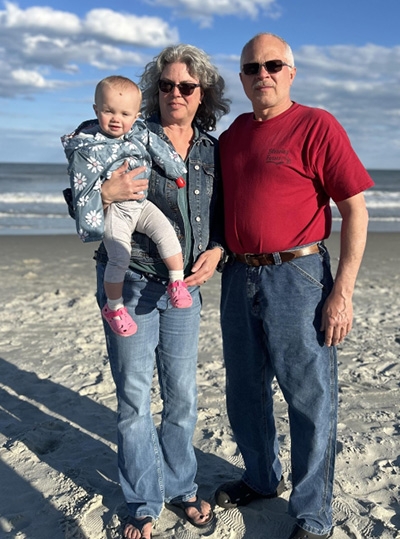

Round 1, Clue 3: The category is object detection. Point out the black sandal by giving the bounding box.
[124,515,153,539]
[170,495,215,528]
[215,476,285,509]
[288,524,330,539]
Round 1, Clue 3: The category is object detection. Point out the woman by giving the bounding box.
[95,44,230,539]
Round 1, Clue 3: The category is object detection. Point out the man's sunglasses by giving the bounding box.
[242,60,292,76]
[158,79,201,96]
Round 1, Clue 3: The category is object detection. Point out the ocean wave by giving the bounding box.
[363,190,400,208]
[1,185,400,234]
[0,211,68,219]
[1,189,400,209]
[330,190,400,209]
[0,192,65,204]
[333,216,400,222]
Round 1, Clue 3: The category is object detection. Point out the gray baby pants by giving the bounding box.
[103,199,182,283]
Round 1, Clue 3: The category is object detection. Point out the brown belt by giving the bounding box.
[234,243,320,267]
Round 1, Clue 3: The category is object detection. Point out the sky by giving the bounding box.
[0,0,399,169]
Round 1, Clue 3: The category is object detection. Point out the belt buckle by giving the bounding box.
[244,253,255,266]
[244,253,261,266]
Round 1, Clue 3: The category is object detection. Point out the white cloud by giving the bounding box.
[292,44,400,114]
[0,1,80,32]
[149,0,278,17]
[0,66,63,98]
[0,2,179,44]
[295,43,400,82]
[0,2,179,97]
[12,68,53,88]
[148,0,281,27]
[83,9,178,47]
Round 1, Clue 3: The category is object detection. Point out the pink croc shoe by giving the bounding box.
[101,304,137,337]
[167,280,193,308]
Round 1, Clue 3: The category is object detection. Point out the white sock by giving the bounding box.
[107,297,124,311]
[169,270,184,283]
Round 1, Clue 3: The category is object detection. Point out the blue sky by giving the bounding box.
[0,0,399,168]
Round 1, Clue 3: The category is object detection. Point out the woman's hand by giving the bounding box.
[101,161,149,208]
[184,247,222,287]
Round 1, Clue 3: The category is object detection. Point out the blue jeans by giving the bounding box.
[96,264,201,520]
[220,245,337,535]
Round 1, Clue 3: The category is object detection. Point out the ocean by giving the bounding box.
[0,163,399,235]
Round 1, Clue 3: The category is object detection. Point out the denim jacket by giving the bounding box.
[95,114,225,276]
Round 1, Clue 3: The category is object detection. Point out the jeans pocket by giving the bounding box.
[288,255,325,289]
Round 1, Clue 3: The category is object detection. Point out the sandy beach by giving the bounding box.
[0,232,399,539]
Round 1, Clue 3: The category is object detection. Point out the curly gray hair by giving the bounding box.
[140,44,230,131]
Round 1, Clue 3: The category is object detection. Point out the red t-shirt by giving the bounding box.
[220,103,374,254]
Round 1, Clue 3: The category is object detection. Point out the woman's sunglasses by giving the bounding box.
[158,79,201,96]
[242,60,292,76]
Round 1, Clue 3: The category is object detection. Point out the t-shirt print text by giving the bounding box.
[266,149,291,165]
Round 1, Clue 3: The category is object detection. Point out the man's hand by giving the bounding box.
[321,291,353,347]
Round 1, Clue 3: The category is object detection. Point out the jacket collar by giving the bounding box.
[146,114,214,146]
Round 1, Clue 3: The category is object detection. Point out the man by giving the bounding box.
[216,33,374,539]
